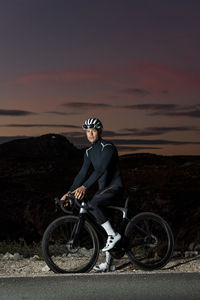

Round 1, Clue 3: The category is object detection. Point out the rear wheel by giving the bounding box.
[42,216,99,273]
[125,212,174,270]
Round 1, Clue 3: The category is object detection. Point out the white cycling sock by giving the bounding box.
[101,220,115,236]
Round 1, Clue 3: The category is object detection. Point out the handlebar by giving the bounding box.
[55,193,83,214]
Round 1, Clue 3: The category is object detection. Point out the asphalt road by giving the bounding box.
[0,272,200,300]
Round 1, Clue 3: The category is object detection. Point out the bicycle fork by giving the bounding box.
[69,204,87,249]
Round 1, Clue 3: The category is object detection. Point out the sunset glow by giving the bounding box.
[0,1,200,155]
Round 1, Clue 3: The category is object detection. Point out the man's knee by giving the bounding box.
[89,195,102,210]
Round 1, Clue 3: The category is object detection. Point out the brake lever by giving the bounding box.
[54,196,74,214]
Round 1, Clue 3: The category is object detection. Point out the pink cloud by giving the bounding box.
[9,61,200,98]
[17,68,105,84]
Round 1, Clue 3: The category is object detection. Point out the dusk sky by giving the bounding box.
[0,0,200,155]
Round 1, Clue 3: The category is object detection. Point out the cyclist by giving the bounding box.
[61,117,124,271]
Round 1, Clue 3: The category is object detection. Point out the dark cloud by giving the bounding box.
[121,126,199,136]
[109,138,200,146]
[151,109,200,118]
[43,111,81,115]
[122,103,200,118]
[176,104,200,111]
[122,104,179,110]
[120,88,150,96]
[116,146,162,152]
[0,124,80,128]
[0,109,36,116]
[61,102,113,109]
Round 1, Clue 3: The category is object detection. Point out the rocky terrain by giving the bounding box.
[0,134,200,251]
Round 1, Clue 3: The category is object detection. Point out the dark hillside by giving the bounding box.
[0,134,199,250]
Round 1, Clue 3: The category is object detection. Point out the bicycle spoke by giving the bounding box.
[133,224,148,237]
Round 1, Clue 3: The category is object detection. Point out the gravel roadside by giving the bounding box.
[0,254,200,276]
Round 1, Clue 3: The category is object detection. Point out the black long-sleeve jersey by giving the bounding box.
[69,138,123,191]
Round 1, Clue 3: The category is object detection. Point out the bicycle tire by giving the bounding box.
[42,216,99,273]
[125,212,174,270]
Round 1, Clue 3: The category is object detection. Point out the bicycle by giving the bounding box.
[42,186,174,273]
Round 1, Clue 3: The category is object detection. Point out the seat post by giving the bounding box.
[124,186,138,209]
[125,195,130,209]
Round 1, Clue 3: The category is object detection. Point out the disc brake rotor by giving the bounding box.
[66,241,80,253]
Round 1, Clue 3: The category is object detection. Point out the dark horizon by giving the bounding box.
[1,132,200,158]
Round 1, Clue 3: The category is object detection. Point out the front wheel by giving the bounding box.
[125,212,174,270]
[42,216,99,273]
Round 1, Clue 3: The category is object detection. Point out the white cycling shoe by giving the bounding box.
[93,262,115,272]
[102,233,121,252]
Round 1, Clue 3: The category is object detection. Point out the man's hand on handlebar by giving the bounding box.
[71,185,86,200]
[61,185,86,203]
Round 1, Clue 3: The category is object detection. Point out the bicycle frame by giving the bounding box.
[57,187,134,253]
[73,193,131,251]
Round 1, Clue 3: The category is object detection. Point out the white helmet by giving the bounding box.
[82,118,103,130]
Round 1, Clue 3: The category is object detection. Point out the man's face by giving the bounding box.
[86,128,99,143]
